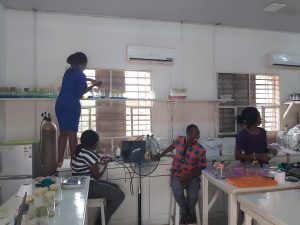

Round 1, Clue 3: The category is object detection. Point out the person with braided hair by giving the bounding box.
[55,52,102,167]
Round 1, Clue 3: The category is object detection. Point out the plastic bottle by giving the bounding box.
[284,124,289,148]
[284,124,288,132]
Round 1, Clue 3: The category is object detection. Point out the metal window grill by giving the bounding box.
[78,69,152,152]
[218,73,280,134]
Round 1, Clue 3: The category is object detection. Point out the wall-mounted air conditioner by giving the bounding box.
[268,53,300,68]
[127,46,175,64]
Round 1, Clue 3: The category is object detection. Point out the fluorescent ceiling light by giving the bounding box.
[264,3,286,13]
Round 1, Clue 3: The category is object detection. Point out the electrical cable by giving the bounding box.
[39,115,45,169]
[114,159,135,195]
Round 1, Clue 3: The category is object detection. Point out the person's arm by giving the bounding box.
[86,78,96,83]
[154,143,175,160]
[90,163,108,180]
[235,151,256,161]
[235,130,271,162]
[77,73,102,96]
[82,81,102,95]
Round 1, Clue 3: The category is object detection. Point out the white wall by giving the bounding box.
[0,3,5,84]
[0,3,6,142]
[215,27,300,99]
[2,9,300,141]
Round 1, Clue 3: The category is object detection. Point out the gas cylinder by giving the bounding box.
[40,112,57,176]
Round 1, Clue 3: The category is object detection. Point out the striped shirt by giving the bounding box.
[172,136,207,177]
[71,148,100,180]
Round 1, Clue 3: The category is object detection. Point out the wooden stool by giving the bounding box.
[87,198,106,225]
[169,190,202,225]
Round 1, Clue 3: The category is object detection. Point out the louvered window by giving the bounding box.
[218,73,280,136]
[78,69,152,153]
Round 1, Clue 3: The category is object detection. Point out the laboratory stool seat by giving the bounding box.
[87,198,106,225]
[169,191,202,225]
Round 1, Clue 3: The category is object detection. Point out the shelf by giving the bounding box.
[0,97,233,103]
[167,99,233,103]
[81,97,155,101]
[0,98,56,101]
[284,100,300,105]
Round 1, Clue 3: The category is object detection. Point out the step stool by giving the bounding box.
[169,190,202,225]
[87,198,106,225]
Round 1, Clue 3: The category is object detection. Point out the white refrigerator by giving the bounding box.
[0,143,40,204]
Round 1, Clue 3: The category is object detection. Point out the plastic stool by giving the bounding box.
[87,198,106,225]
[169,190,202,225]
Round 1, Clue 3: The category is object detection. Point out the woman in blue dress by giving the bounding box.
[55,52,102,167]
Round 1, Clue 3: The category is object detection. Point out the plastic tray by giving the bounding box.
[226,176,277,188]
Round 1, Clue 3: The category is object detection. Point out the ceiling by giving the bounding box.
[1,0,300,33]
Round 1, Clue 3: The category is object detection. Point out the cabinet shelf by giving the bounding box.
[0,97,233,103]
[0,98,56,101]
[167,98,233,103]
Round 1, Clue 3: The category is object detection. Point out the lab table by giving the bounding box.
[0,176,90,225]
[238,189,300,225]
[201,170,300,225]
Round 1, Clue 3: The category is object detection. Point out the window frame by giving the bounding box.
[217,73,280,137]
[78,69,153,140]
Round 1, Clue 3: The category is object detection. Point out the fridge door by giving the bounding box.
[0,176,32,205]
[0,144,33,176]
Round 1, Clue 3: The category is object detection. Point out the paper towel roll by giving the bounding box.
[274,170,286,184]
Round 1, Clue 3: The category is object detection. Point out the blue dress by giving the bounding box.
[55,68,87,132]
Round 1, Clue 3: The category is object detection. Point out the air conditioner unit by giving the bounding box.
[127,46,175,64]
[268,53,300,68]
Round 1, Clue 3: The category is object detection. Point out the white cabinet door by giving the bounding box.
[107,167,150,225]
[149,175,171,225]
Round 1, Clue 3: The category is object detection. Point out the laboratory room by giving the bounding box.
[1,0,300,225]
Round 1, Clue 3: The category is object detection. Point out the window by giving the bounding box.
[218,73,280,136]
[124,71,152,136]
[78,69,152,152]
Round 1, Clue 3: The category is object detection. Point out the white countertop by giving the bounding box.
[202,169,300,194]
[238,189,300,225]
[0,176,90,225]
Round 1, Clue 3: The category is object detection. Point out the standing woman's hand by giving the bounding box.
[93,81,102,87]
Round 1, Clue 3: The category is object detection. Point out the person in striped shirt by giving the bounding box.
[71,130,125,225]
[154,124,207,225]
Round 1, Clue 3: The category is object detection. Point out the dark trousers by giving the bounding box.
[89,180,125,224]
[170,176,200,216]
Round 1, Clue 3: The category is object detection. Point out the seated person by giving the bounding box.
[235,107,277,165]
[71,130,125,225]
[154,124,207,225]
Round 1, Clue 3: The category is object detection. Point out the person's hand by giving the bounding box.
[179,174,193,187]
[93,81,102,87]
[269,148,278,156]
[256,153,271,162]
[99,155,110,165]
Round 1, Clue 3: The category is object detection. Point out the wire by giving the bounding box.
[114,159,135,195]
[39,117,44,168]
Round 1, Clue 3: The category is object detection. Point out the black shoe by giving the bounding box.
[188,213,197,224]
[180,214,188,225]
